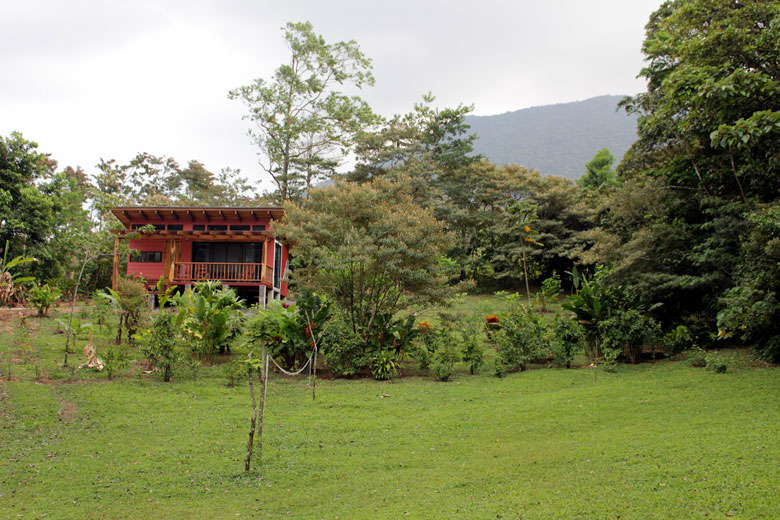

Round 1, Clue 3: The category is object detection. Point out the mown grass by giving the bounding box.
[1,303,779,519]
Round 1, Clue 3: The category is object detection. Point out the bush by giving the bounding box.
[319,313,369,377]
[102,345,129,380]
[535,272,562,312]
[598,309,660,364]
[705,352,728,373]
[717,282,780,364]
[223,358,248,387]
[172,281,244,361]
[687,346,707,368]
[371,350,398,381]
[662,325,694,356]
[28,283,61,317]
[458,320,484,375]
[551,317,582,368]
[431,341,460,382]
[137,311,182,382]
[491,307,550,372]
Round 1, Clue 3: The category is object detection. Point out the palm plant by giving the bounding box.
[172,281,245,361]
[0,241,36,306]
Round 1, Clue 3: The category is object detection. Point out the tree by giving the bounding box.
[577,148,616,189]
[274,176,454,342]
[0,132,56,253]
[229,21,377,202]
[590,0,780,342]
[621,0,780,199]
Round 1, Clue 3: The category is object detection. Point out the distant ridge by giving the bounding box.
[466,95,638,181]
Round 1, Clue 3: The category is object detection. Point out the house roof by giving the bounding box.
[111,206,285,227]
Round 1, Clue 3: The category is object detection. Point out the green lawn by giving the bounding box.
[1,305,779,519]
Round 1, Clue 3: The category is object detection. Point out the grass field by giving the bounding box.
[1,303,779,519]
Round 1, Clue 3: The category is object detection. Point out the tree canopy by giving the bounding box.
[229,21,377,202]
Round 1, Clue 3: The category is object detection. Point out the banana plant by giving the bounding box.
[0,241,37,306]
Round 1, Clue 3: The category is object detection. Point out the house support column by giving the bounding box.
[112,237,120,291]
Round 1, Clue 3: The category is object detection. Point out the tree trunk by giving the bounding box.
[245,354,258,471]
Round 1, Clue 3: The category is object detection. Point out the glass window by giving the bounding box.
[167,224,183,231]
[230,225,250,231]
[130,251,162,262]
[252,224,266,231]
[193,225,206,231]
[207,224,228,231]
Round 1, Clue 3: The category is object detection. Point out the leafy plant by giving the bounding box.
[687,346,707,368]
[222,358,247,387]
[551,317,582,368]
[319,312,369,377]
[491,305,550,372]
[172,281,244,361]
[458,320,484,375]
[100,277,148,345]
[598,309,659,364]
[136,311,182,382]
[663,325,694,356]
[535,272,562,313]
[705,352,728,373]
[371,350,398,381]
[28,283,61,317]
[246,301,308,369]
[0,241,36,306]
[432,343,459,381]
[102,346,129,380]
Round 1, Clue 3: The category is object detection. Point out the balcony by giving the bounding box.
[173,262,270,284]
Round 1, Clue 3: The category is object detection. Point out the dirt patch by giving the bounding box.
[57,398,78,422]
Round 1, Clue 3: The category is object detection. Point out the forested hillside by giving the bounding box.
[466,95,638,179]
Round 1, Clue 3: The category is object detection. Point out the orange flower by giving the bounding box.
[486,315,499,324]
[418,320,434,332]
[524,225,531,233]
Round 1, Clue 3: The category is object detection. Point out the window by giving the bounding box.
[193,225,205,231]
[131,223,164,231]
[230,225,250,231]
[252,224,266,231]
[130,251,162,262]
[207,224,227,231]
[167,224,183,231]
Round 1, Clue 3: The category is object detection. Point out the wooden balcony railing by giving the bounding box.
[173,262,268,284]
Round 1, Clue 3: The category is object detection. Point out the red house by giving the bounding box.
[110,206,288,305]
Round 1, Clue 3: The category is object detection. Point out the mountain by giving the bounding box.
[465,95,638,181]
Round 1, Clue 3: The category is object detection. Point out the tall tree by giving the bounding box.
[274,176,454,341]
[589,0,780,338]
[0,132,56,252]
[229,21,377,202]
[577,148,616,189]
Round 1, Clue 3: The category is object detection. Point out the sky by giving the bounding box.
[1,0,663,192]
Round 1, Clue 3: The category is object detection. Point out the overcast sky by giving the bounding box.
[1,0,663,192]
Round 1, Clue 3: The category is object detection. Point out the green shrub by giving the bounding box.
[705,352,728,373]
[28,283,61,317]
[458,320,484,375]
[319,313,369,377]
[598,309,660,364]
[535,272,562,312]
[551,317,582,368]
[102,345,129,380]
[172,281,244,361]
[662,325,694,356]
[223,358,248,387]
[688,346,707,368]
[717,282,780,364]
[371,350,398,381]
[100,277,148,345]
[432,343,460,382]
[492,307,550,372]
[137,311,182,382]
